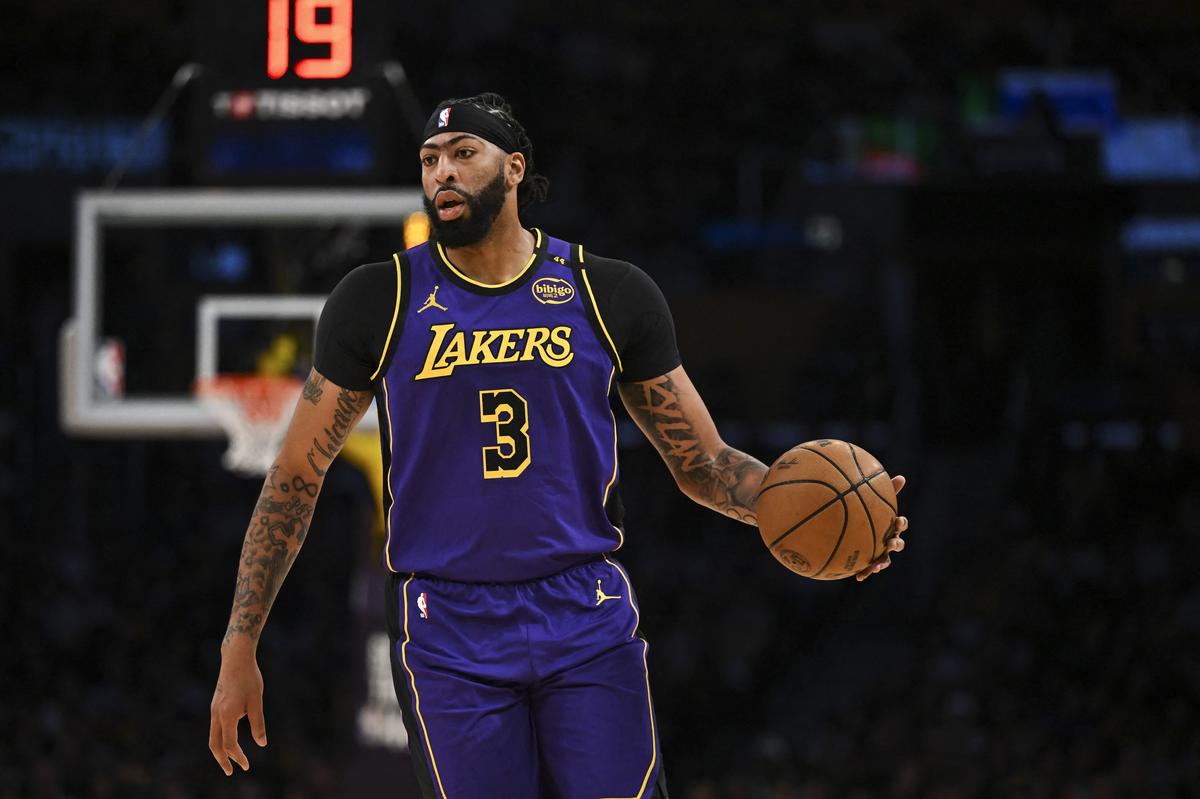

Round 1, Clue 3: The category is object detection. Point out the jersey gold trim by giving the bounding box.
[602,556,659,799]
[434,228,543,289]
[401,575,450,798]
[370,255,404,381]
[381,376,398,573]
[601,366,624,549]
[580,265,623,374]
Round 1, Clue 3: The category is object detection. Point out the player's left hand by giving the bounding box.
[855,474,908,582]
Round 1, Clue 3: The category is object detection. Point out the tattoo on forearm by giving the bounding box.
[305,386,372,477]
[626,375,767,525]
[701,447,768,525]
[222,383,369,646]
[301,372,326,405]
[634,378,709,472]
[223,482,315,644]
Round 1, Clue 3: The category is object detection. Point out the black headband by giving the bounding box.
[422,103,526,157]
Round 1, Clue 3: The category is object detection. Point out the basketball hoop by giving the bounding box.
[196,374,303,476]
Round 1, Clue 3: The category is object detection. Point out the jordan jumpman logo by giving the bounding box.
[418,285,448,313]
[595,579,622,606]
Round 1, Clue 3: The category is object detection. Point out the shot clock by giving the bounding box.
[190,0,401,183]
[266,0,354,80]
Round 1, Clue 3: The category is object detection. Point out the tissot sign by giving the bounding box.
[210,88,373,121]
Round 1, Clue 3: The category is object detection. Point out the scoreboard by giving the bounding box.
[190,0,404,183]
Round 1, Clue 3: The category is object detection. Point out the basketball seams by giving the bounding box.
[823,498,872,578]
[797,443,855,480]
[757,478,846,498]
[795,443,864,567]
[764,449,851,492]
[862,471,898,515]
[765,487,842,549]
[765,468,888,569]
[760,440,898,580]
[807,443,895,563]
[846,443,868,481]
[848,441,898,515]
[844,445,879,563]
[764,470,884,551]
[855,486,879,565]
[811,494,849,578]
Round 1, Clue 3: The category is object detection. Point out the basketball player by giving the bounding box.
[209,93,909,795]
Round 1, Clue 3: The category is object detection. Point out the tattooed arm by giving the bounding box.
[618,365,767,526]
[209,368,372,776]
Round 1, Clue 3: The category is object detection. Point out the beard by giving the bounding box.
[423,167,508,248]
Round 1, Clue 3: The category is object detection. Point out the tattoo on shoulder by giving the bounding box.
[302,372,326,405]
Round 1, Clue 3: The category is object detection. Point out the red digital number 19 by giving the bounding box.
[267,0,352,80]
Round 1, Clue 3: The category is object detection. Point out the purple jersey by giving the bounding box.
[376,231,624,581]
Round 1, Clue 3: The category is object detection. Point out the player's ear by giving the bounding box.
[507,152,526,187]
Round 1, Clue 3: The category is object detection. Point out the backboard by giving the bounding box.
[61,189,425,437]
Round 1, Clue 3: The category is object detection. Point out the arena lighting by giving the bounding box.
[1121,217,1200,253]
[404,211,431,249]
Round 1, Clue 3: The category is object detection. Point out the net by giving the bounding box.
[195,374,303,476]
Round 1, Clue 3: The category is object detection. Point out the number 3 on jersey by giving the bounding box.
[479,389,531,479]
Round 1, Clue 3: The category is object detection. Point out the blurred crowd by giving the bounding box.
[0,444,369,798]
[648,442,1200,798]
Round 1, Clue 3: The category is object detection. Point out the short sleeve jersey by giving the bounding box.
[315,229,680,581]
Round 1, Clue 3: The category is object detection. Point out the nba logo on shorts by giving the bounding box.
[437,108,451,128]
[417,592,429,619]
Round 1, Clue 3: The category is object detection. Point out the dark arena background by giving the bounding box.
[3,1,1200,796]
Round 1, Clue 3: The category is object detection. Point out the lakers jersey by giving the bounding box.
[366,231,629,581]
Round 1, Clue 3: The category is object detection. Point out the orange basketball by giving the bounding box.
[757,439,898,580]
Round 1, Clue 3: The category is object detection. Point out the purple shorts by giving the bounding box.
[385,557,668,798]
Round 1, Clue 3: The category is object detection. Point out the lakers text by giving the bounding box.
[414,323,574,380]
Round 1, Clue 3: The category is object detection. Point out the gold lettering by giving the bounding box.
[520,327,551,361]
[469,329,503,364]
[415,324,575,380]
[413,323,458,380]
[435,331,468,369]
[544,326,574,368]
[495,330,523,361]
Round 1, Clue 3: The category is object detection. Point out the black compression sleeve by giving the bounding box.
[583,253,682,382]
[313,261,396,390]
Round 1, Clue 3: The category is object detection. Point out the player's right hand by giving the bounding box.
[209,648,268,776]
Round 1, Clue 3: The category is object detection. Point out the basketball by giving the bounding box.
[757,439,898,580]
